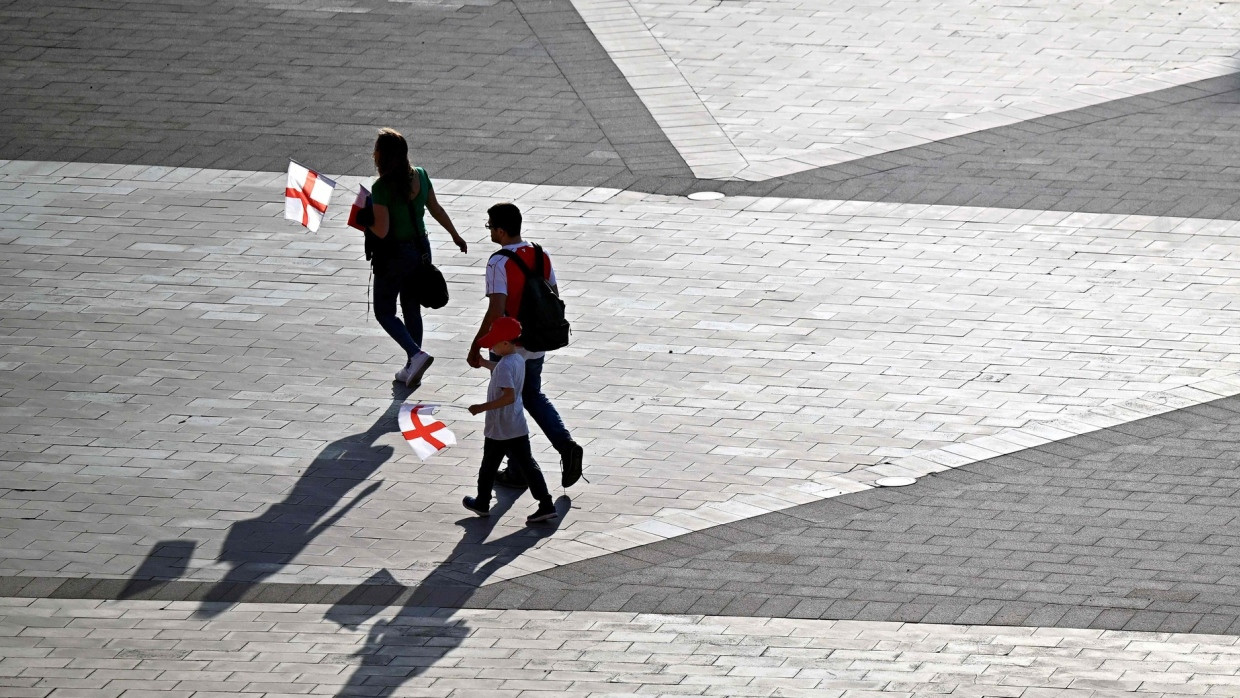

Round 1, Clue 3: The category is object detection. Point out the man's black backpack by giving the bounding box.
[493,244,570,352]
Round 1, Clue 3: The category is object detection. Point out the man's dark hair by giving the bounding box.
[488,202,522,237]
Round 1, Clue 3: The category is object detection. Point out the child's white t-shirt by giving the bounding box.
[484,353,528,440]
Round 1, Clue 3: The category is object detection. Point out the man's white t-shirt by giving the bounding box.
[485,353,528,440]
[485,241,558,360]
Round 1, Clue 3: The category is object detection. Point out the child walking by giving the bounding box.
[463,317,558,524]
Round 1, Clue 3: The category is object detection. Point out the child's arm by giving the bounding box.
[468,387,515,416]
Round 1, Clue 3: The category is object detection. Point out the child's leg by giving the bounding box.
[477,438,506,504]
[502,435,553,506]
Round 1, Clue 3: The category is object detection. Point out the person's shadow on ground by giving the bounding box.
[329,491,570,698]
[185,384,413,617]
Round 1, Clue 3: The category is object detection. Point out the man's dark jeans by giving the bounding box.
[522,355,572,449]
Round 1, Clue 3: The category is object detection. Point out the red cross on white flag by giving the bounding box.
[398,403,456,461]
[284,161,336,232]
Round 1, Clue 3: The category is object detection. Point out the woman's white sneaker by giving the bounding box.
[394,360,415,385]
[404,351,434,388]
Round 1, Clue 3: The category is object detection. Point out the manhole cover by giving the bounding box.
[687,191,725,201]
[875,476,916,487]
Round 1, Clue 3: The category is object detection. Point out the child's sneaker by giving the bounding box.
[462,496,490,517]
[525,503,557,524]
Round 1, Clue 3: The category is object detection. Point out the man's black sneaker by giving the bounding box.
[561,441,584,488]
[525,503,557,524]
[462,496,490,517]
[494,467,527,489]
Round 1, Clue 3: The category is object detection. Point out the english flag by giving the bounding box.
[284,161,336,232]
[398,403,456,461]
[346,184,371,232]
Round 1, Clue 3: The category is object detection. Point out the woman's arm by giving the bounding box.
[427,189,467,253]
[370,204,390,239]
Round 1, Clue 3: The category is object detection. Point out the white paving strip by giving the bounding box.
[5,161,1240,587]
[2,598,1239,697]
[571,0,1240,179]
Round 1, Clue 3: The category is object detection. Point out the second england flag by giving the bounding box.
[284,161,336,232]
[398,403,456,461]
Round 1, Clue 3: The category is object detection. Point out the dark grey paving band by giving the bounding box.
[473,394,1240,635]
[10,395,1240,637]
[0,574,465,609]
[5,1,1240,218]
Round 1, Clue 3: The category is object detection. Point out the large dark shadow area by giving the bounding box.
[476,394,1240,635]
[0,0,689,187]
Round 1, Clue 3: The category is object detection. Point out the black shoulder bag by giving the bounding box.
[409,168,449,309]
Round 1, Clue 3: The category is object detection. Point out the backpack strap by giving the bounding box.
[493,247,535,279]
[531,243,546,278]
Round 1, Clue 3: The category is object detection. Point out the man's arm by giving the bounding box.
[467,293,507,368]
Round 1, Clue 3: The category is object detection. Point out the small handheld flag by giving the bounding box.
[346,185,372,232]
[398,403,456,461]
[284,161,336,232]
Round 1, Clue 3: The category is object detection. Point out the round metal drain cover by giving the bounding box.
[687,191,725,201]
[875,476,917,487]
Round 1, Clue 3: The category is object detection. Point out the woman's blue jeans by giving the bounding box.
[372,244,423,358]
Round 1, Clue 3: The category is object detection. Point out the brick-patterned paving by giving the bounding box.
[7,0,1240,694]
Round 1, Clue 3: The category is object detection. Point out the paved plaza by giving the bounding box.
[5,0,1240,695]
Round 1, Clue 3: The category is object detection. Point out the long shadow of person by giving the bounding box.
[118,539,197,600]
[328,491,571,697]
[191,384,414,617]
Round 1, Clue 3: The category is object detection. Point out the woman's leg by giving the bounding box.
[398,270,424,349]
[373,263,421,357]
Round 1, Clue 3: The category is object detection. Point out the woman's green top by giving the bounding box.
[371,167,432,242]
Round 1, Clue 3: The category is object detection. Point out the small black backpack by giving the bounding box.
[493,244,570,352]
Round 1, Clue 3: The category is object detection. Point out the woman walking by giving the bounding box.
[367,127,468,387]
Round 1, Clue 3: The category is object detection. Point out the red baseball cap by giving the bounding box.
[478,316,522,348]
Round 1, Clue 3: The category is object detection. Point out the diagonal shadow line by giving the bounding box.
[508,0,696,180]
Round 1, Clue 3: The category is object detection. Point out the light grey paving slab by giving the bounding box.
[2,600,1239,697]
[573,0,1240,179]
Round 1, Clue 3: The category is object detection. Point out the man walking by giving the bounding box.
[468,202,583,487]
